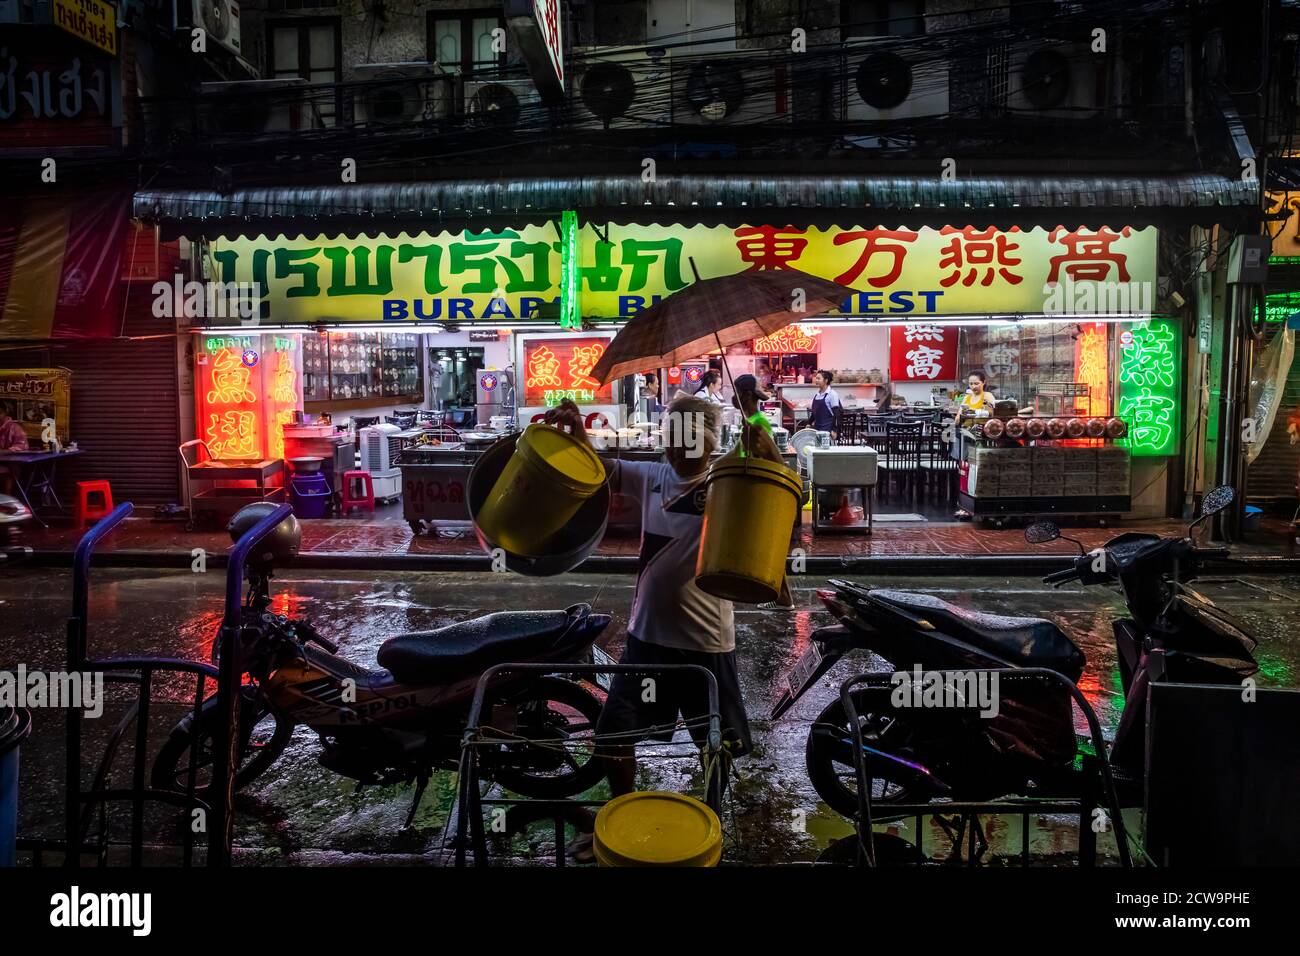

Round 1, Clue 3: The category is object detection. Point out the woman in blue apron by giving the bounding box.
[809,370,842,439]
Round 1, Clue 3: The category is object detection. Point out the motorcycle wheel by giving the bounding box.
[490,677,606,800]
[151,689,293,801]
[805,692,923,820]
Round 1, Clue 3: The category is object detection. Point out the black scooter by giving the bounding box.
[774,485,1257,819]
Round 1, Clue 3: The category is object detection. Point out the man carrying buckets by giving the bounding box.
[550,394,751,859]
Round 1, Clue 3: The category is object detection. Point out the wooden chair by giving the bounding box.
[837,411,865,445]
[879,420,924,504]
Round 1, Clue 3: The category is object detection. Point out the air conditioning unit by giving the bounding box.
[840,40,949,148]
[464,78,545,131]
[358,423,403,501]
[1008,43,1107,118]
[354,62,453,127]
[671,56,792,127]
[199,78,313,135]
[176,0,242,58]
[570,49,673,131]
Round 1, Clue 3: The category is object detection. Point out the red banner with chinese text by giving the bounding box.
[889,324,959,382]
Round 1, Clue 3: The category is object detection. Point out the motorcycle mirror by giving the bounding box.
[1024,521,1061,545]
[1201,485,1235,518]
[1189,485,1236,537]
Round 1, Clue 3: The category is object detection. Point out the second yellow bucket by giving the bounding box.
[593,791,722,867]
[475,424,606,556]
[696,456,802,604]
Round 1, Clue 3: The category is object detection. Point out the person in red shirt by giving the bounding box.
[0,405,30,494]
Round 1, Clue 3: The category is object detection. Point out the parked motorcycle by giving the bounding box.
[774,485,1257,819]
[153,503,613,826]
[0,493,32,564]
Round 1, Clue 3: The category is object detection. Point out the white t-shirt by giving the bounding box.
[612,459,735,653]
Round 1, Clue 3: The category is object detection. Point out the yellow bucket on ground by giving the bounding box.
[593,792,722,867]
[696,456,802,604]
[475,424,606,556]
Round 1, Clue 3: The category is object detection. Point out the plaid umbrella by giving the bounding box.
[590,267,859,385]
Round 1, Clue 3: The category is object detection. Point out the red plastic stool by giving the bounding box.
[340,470,375,515]
[76,480,114,529]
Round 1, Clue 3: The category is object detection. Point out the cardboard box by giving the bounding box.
[1031,479,1065,497]
[1032,446,1065,464]
[1097,479,1131,496]
[1064,478,1098,496]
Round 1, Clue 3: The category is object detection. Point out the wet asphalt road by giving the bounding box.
[2,567,1298,865]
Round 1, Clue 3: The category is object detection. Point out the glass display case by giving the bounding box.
[302,332,424,410]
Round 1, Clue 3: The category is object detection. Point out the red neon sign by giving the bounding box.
[522,337,614,407]
[753,326,822,354]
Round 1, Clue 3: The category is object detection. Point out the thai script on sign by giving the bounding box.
[0,48,109,122]
[52,0,118,57]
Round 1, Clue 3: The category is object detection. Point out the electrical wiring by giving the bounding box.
[116,0,1221,186]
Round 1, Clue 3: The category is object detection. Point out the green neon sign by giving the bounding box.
[559,210,581,329]
[1115,318,1181,456]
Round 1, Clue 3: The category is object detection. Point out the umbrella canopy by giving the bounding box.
[590,267,859,384]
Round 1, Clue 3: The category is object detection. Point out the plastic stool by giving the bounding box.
[76,480,114,529]
[340,470,375,515]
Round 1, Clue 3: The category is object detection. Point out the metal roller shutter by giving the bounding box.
[0,296,180,507]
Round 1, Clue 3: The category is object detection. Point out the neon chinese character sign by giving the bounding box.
[1116,319,1180,456]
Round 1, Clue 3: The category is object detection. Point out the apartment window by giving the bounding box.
[427,8,505,75]
[842,1,925,39]
[267,18,342,126]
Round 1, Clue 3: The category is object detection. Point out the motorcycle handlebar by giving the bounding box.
[1042,566,1079,586]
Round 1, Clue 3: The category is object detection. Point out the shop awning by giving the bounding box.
[134,172,1260,237]
[0,191,132,341]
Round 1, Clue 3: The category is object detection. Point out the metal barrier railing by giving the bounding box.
[43,501,294,867]
[454,662,723,868]
[839,667,1133,868]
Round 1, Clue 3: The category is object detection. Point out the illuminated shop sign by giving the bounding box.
[207,224,1157,326]
[753,326,821,354]
[522,337,612,408]
[195,334,303,460]
[1115,319,1180,457]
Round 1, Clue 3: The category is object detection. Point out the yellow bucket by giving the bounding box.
[696,456,802,604]
[593,792,722,867]
[475,424,606,556]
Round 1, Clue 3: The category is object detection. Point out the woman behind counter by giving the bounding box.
[695,370,726,405]
[808,369,842,439]
[957,370,995,418]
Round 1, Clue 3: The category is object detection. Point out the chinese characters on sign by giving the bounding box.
[196,335,303,460]
[521,337,613,408]
[889,324,958,381]
[1116,319,1180,456]
[210,224,1158,326]
[752,326,822,354]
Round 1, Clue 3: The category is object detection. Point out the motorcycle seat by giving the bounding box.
[866,589,1085,680]
[377,610,571,684]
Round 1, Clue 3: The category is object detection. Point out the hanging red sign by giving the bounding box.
[889,324,958,381]
[753,326,822,354]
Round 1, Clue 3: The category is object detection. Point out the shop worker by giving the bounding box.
[958,370,995,418]
[0,404,29,494]
[809,369,842,439]
[695,369,726,405]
